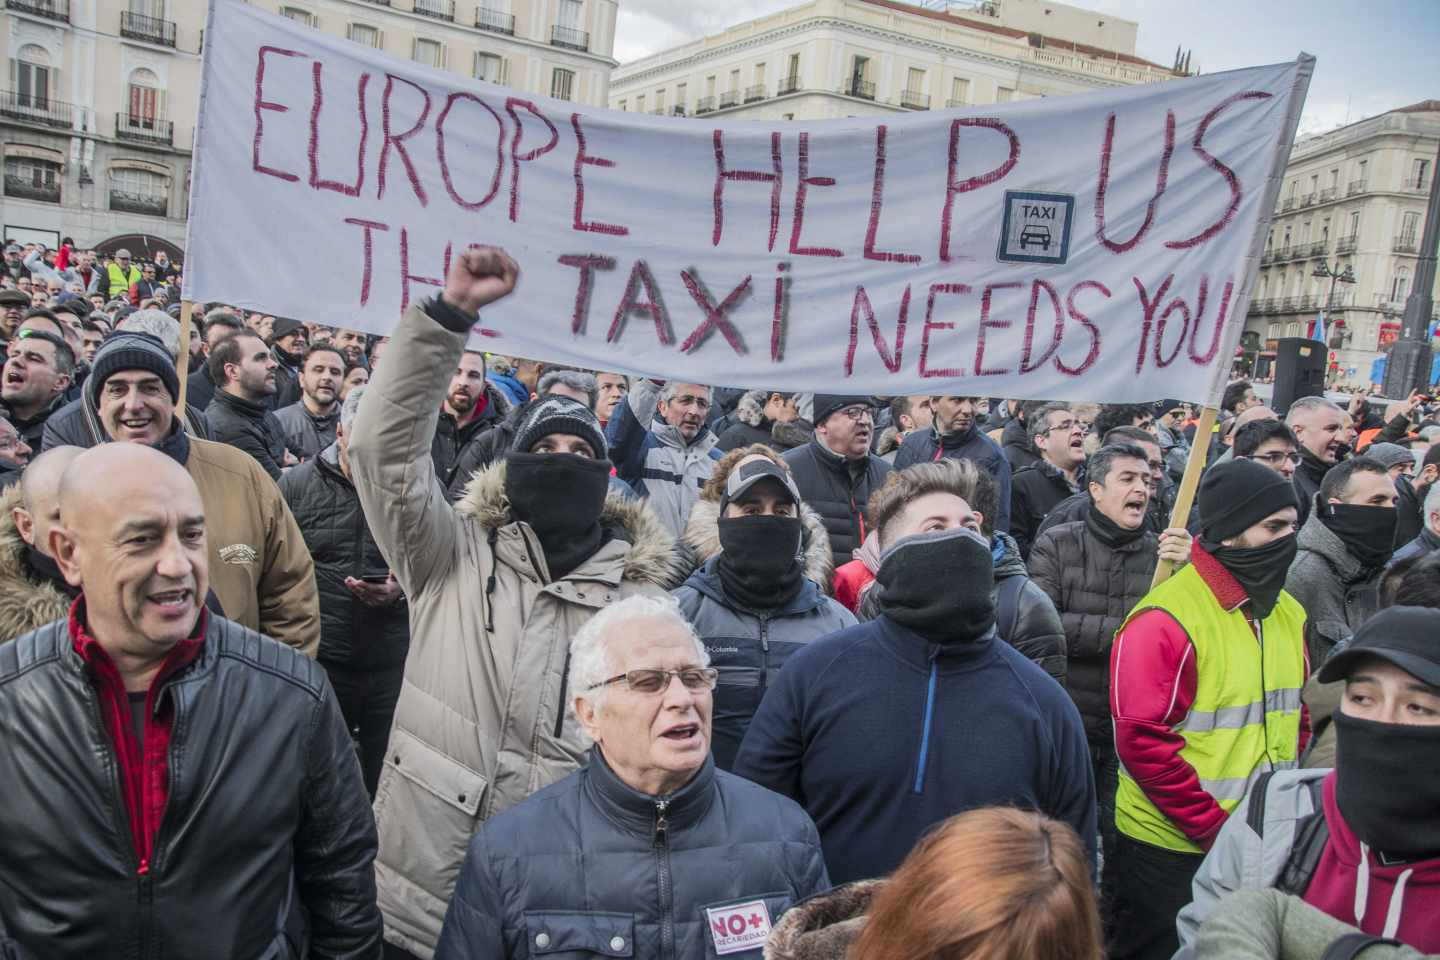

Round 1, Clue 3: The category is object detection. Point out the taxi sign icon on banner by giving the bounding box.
[997,190,1075,265]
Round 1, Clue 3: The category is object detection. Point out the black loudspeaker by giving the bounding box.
[1271,338,1326,417]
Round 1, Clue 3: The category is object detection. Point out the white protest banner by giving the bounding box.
[186,1,1311,403]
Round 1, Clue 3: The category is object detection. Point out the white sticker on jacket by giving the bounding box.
[706,900,772,956]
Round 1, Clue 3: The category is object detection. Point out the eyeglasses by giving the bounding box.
[1040,419,1080,435]
[1246,452,1302,467]
[587,667,719,694]
[1147,460,1165,473]
[836,405,874,422]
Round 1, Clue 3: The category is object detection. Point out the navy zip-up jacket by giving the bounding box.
[733,614,1096,884]
[893,427,1013,532]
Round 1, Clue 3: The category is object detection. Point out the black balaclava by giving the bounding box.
[1334,711,1440,860]
[875,527,995,645]
[1318,501,1398,571]
[716,514,804,611]
[504,453,612,581]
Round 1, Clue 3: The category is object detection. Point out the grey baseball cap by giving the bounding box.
[720,457,801,510]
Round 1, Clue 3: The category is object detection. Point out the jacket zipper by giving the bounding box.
[350,502,367,648]
[655,798,674,960]
[759,617,771,697]
[913,660,939,794]
[554,650,571,739]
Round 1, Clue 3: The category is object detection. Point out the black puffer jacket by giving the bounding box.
[783,438,892,567]
[207,389,289,479]
[0,614,381,958]
[1001,417,1041,471]
[857,532,1066,686]
[1009,459,1077,559]
[432,382,513,496]
[273,401,339,461]
[278,445,409,670]
[1028,517,1159,747]
[435,749,828,959]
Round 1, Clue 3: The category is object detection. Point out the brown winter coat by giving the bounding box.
[347,302,684,959]
[765,880,884,960]
[185,437,320,656]
[0,483,70,643]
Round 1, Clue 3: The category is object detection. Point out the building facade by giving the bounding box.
[1,0,617,259]
[609,0,1179,122]
[1243,101,1439,387]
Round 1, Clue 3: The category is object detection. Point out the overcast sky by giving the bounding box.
[613,0,1440,136]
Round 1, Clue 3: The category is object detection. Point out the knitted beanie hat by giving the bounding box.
[87,332,179,406]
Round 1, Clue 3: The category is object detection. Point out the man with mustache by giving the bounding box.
[274,345,345,461]
[0,443,378,957]
[895,395,1012,532]
[607,378,722,538]
[205,331,291,481]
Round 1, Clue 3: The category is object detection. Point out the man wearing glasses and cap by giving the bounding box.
[103,249,141,302]
[1176,604,1440,954]
[784,394,892,565]
[0,288,29,343]
[435,594,828,960]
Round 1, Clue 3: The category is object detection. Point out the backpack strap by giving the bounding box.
[1276,778,1331,897]
[1319,933,1405,960]
[1246,770,1278,837]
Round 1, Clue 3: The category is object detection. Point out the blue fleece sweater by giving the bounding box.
[733,614,1096,884]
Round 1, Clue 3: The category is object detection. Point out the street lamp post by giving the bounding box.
[1311,260,1357,337]
[1382,136,1440,398]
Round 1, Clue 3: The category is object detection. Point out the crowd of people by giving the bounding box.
[0,243,1437,959]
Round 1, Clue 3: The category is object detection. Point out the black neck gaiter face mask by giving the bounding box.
[1086,503,1146,549]
[716,515,804,611]
[1334,711,1440,861]
[504,453,612,581]
[1198,534,1298,619]
[876,528,995,646]
[1319,503,1398,571]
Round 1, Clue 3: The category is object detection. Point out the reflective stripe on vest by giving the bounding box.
[1114,562,1307,854]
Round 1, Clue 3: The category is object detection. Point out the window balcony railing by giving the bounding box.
[1346,179,1367,196]
[1328,289,1353,309]
[1299,294,1320,311]
[1279,297,1300,313]
[744,84,767,103]
[474,6,514,34]
[901,89,931,109]
[550,24,589,51]
[4,173,61,204]
[0,90,73,129]
[1261,249,1280,265]
[6,0,68,23]
[357,0,390,5]
[1248,298,1271,315]
[778,76,801,96]
[120,10,176,47]
[1394,235,1419,254]
[412,0,453,22]
[1308,241,1327,257]
[109,189,168,217]
[719,90,739,108]
[1405,176,1431,194]
[1335,235,1358,254]
[1299,192,1316,207]
[116,113,173,146]
[1280,196,1296,211]
[847,78,876,100]
[1319,186,1337,202]
[671,105,686,117]
[695,96,715,114]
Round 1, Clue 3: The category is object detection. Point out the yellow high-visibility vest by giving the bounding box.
[1114,563,1307,854]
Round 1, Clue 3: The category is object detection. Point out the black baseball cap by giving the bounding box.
[1318,606,1440,688]
[720,457,800,511]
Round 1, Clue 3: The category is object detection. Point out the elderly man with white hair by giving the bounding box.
[435,594,828,960]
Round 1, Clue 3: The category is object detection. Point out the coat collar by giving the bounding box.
[1297,511,1366,580]
[584,745,716,839]
[1189,542,1249,612]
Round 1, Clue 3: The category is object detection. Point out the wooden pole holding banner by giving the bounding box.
[176,300,195,412]
[1149,404,1218,588]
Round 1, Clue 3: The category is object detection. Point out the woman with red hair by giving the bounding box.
[766,807,1102,960]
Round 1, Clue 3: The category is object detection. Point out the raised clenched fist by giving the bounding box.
[442,245,520,316]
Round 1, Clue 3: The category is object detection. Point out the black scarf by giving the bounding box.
[1334,711,1440,860]
[716,515,804,611]
[1319,502,1398,572]
[875,528,994,645]
[24,544,78,599]
[1086,502,1146,548]
[504,453,612,581]
[1198,535,1297,619]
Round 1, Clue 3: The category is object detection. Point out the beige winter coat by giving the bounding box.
[347,303,683,959]
[0,483,70,642]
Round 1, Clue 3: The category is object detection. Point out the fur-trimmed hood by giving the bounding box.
[0,483,72,643]
[764,880,884,960]
[682,497,836,590]
[455,460,685,588]
[735,389,768,428]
